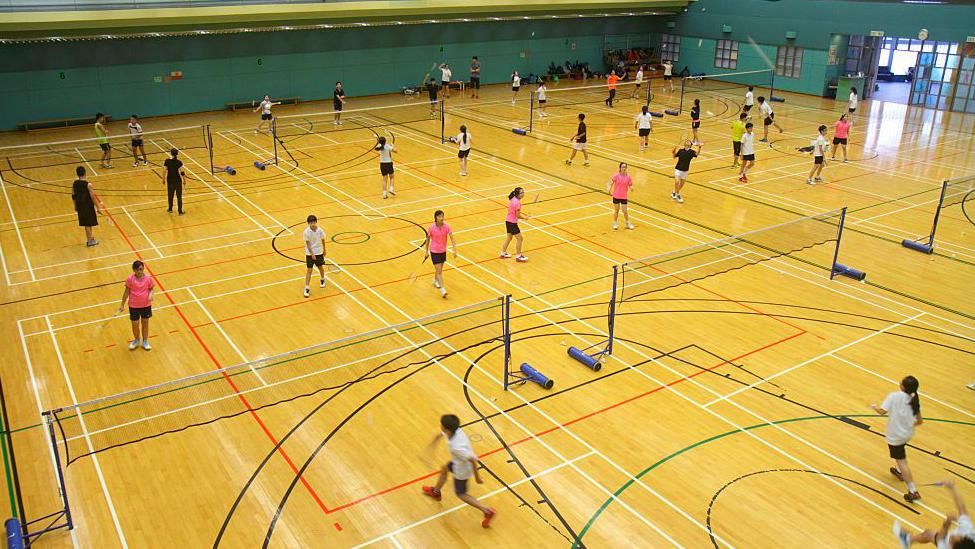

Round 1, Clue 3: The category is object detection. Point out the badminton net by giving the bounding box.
[676,69,774,114]
[902,173,975,252]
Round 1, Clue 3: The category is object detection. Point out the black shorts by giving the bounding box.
[333,103,343,112]
[848,107,856,113]
[692,120,701,129]
[430,251,447,265]
[833,137,848,145]
[446,462,468,495]
[470,77,480,89]
[131,139,143,148]
[441,80,450,89]
[742,153,755,161]
[99,143,110,152]
[814,156,824,165]
[612,197,628,205]
[888,443,907,460]
[764,115,774,126]
[743,104,753,112]
[380,162,394,176]
[458,149,470,159]
[505,221,520,235]
[538,99,547,105]
[733,141,742,156]
[261,113,273,121]
[638,128,651,137]
[512,86,520,92]
[306,254,324,268]
[129,306,152,321]
[428,95,438,103]
[664,75,673,81]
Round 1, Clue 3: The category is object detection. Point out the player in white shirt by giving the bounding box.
[536,81,548,118]
[302,214,327,298]
[450,125,472,176]
[375,134,396,199]
[511,71,521,105]
[743,86,755,117]
[634,105,653,151]
[894,480,975,549]
[871,375,924,502]
[128,115,147,167]
[848,86,859,123]
[757,96,782,142]
[439,63,453,99]
[422,414,497,528]
[806,124,829,185]
[737,122,756,183]
[630,65,645,99]
[253,94,279,134]
[662,60,674,92]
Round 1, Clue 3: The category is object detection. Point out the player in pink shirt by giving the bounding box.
[608,162,634,230]
[831,113,852,163]
[116,260,155,351]
[500,187,530,262]
[423,209,458,298]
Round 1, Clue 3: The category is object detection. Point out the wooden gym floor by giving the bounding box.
[0,76,973,548]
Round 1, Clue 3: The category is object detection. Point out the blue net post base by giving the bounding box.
[901,239,934,254]
[832,263,866,281]
[567,342,608,372]
[507,363,554,390]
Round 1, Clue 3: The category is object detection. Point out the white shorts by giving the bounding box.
[674,169,689,179]
[573,142,587,151]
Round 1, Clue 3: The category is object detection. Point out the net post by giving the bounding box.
[502,295,512,391]
[528,89,535,133]
[829,207,847,280]
[645,74,652,107]
[206,125,214,175]
[769,71,775,101]
[0,379,28,541]
[678,76,685,115]
[440,97,446,144]
[927,179,949,247]
[607,265,617,355]
[272,119,279,165]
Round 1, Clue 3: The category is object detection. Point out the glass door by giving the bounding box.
[910,41,960,110]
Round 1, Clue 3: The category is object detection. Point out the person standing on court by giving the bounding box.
[303,214,326,298]
[605,69,620,108]
[117,260,155,351]
[95,113,113,169]
[162,148,186,214]
[469,56,481,99]
[672,139,702,204]
[375,135,396,199]
[565,113,589,166]
[439,63,452,99]
[423,210,457,299]
[730,112,747,168]
[608,162,634,230]
[72,165,101,247]
[333,81,346,126]
[427,77,439,117]
[662,60,674,93]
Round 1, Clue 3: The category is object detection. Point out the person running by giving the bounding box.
[255,95,280,134]
[630,64,644,99]
[605,70,620,108]
[848,86,859,123]
[635,105,653,152]
[743,86,755,117]
[757,96,783,142]
[500,187,530,262]
[128,115,147,167]
[690,98,702,145]
[730,112,747,168]
[894,480,975,549]
[806,124,829,185]
[536,81,548,118]
[565,113,589,166]
[423,210,457,298]
[302,214,326,298]
[831,113,852,163]
[738,122,756,183]
[116,260,155,351]
[608,162,634,230]
[439,63,452,99]
[333,82,346,126]
[71,166,101,247]
[672,140,701,204]
[870,375,924,503]
[511,71,521,105]
[662,60,674,92]
[421,414,497,528]
[375,135,396,199]
[452,125,472,176]
[469,56,481,99]
[427,77,439,117]
[162,148,186,215]
[94,113,112,169]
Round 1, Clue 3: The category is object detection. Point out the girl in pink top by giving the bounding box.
[424,209,457,298]
[831,114,852,163]
[500,187,530,262]
[608,162,634,230]
[117,260,155,351]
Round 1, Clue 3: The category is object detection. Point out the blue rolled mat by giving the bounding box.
[650,111,664,118]
[520,363,554,389]
[567,346,602,372]
[664,109,679,116]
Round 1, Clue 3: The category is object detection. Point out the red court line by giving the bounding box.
[326,329,805,514]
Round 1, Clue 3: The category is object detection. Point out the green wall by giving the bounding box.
[0,18,649,130]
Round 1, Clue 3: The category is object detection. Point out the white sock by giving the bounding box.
[907,482,916,492]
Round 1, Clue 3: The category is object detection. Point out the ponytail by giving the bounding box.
[460,124,467,144]
[901,375,921,416]
[508,186,523,200]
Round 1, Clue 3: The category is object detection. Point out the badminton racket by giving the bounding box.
[532,193,540,204]
[94,312,117,335]
[408,254,428,283]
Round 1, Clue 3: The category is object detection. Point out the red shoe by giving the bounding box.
[422,486,442,501]
[481,508,496,528]
[738,175,747,183]
[904,491,922,503]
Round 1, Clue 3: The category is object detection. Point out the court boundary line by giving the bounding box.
[0,170,35,281]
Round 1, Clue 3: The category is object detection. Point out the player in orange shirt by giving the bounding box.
[605,70,620,108]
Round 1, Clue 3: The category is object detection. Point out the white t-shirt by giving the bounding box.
[260,99,273,115]
[745,90,754,106]
[128,122,143,138]
[741,132,755,156]
[635,69,644,84]
[441,66,452,82]
[938,514,974,549]
[663,63,672,76]
[812,134,828,157]
[537,85,547,101]
[446,428,476,480]
[378,143,393,163]
[849,92,858,109]
[635,112,653,130]
[760,102,773,116]
[512,75,521,87]
[456,131,472,151]
[881,391,917,445]
[303,226,325,256]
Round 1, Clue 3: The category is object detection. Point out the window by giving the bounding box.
[715,39,738,69]
[660,33,680,63]
[775,46,803,78]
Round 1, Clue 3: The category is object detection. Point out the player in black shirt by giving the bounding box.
[333,81,345,126]
[162,148,186,214]
[671,140,702,204]
[427,77,439,117]
[690,98,701,145]
[564,113,590,166]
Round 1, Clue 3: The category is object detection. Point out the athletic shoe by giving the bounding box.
[133,162,140,167]
[613,222,619,230]
[433,279,441,288]
[178,210,185,215]
[516,255,528,262]
[564,160,572,165]
[904,491,921,503]
[671,192,678,201]
[843,159,849,163]
[968,381,975,390]
[807,177,815,185]
[382,192,388,199]
[142,339,152,351]
[320,278,326,288]
[440,287,448,299]
[583,161,590,167]
[676,194,684,204]
[893,522,910,549]
[814,176,824,182]
[460,172,467,176]
[421,486,442,501]
[481,508,497,528]
[738,176,747,183]
[303,287,310,298]
[86,239,99,247]
[890,467,904,481]
[142,160,149,166]
[779,127,784,133]
[128,338,141,351]
[499,252,512,259]
[388,187,396,196]
[759,138,768,143]
[626,223,634,230]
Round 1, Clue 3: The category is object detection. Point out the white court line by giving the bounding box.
[0,235,11,286]
[121,206,163,259]
[75,146,98,176]
[45,316,128,548]
[186,287,268,386]
[0,170,35,281]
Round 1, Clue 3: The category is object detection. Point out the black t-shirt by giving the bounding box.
[427,82,439,100]
[691,106,700,120]
[164,158,183,183]
[333,87,344,107]
[576,122,587,143]
[72,179,92,211]
[674,149,697,171]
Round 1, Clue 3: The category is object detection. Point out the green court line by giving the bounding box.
[0,402,18,519]
[572,414,975,546]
